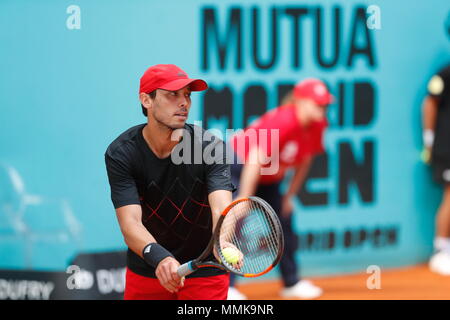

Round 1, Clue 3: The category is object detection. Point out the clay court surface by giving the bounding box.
[236,264,450,300]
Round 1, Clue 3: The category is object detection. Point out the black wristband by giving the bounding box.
[142,243,174,268]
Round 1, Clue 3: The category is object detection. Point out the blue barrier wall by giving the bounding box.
[0,0,449,277]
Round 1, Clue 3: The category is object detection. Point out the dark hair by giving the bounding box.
[280,90,294,105]
[141,91,156,117]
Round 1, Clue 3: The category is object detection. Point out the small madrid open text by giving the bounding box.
[177,304,274,318]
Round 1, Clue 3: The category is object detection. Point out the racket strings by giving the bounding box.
[233,202,278,273]
[220,200,282,275]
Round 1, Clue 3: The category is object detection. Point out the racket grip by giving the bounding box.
[177,261,195,277]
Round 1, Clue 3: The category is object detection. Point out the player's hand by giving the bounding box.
[281,195,293,217]
[420,147,432,165]
[155,256,184,293]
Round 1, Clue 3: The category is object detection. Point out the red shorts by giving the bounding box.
[124,268,230,300]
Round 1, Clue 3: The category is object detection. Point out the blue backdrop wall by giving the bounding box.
[0,0,449,278]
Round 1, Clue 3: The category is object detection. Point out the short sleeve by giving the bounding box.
[234,108,291,160]
[203,135,236,194]
[105,149,141,209]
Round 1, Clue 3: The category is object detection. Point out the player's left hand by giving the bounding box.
[155,256,184,293]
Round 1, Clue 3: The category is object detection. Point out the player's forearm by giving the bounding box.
[208,190,233,231]
[422,96,438,131]
[422,96,439,148]
[237,163,261,198]
[285,157,313,198]
[120,221,157,259]
[237,147,264,198]
[116,205,157,259]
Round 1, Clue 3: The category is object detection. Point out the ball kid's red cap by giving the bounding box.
[139,64,208,94]
[293,78,334,106]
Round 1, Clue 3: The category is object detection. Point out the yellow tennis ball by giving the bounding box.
[428,75,444,96]
[222,247,239,264]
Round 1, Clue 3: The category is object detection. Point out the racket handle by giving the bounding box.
[177,261,195,277]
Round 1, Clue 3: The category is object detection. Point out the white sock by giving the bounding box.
[434,237,450,253]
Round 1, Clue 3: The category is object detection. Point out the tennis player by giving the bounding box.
[423,64,450,275]
[105,64,235,299]
[227,79,333,299]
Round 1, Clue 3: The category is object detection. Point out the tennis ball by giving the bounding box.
[222,247,240,264]
[428,75,444,96]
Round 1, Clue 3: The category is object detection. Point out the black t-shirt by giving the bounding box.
[428,64,450,163]
[105,123,235,278]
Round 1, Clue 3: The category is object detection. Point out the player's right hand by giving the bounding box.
[155,256,184,293]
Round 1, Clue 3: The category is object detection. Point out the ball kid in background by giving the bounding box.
[227,79,333,299]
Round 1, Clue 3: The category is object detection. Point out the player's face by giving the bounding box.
[150,87,192,129]
[298,99,326,124]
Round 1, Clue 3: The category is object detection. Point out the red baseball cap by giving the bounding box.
[139,64,208,94]
[293,78,334,106]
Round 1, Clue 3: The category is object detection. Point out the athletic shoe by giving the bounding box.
[280,280,323,299]
[227,287,248,300]
[429,251,450,276]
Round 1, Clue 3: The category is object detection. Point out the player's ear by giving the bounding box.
[139,93,151,117]
[139,92,150,106]
[140,92,155,113]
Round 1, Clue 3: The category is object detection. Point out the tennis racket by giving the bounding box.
[177,196,284,278]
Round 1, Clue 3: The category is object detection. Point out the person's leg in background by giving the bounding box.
[435,185,450,244]
[256,183,322,299]
[278,211,300,287]
[430,184,450,275]
[255,183,297,286]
